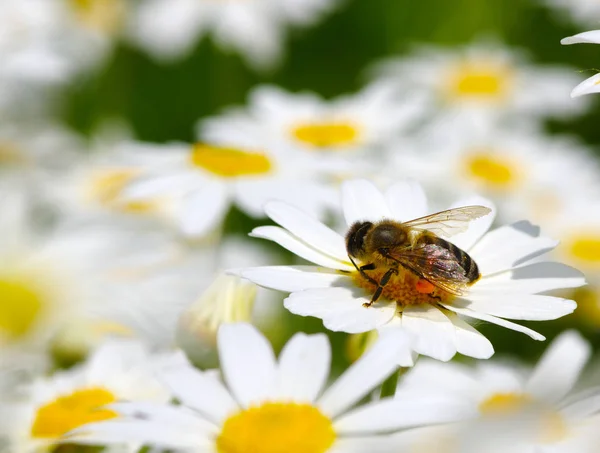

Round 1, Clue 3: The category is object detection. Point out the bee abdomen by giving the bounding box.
[423,236,480,283]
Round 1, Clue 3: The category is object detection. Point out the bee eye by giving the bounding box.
[346,222,372,257]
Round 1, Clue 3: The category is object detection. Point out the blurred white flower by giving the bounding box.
[369,40,587,122]
[0,0,126,92]
[65,323,464,452]
[543,0,600,27]
[561,31,600,97]
[240,179,584,362]
[389,122,600,225]
[127,0,338,69]
[49,140,180,230]
[200,84,425,174]
[122,139,336,238]
[393,330,600,453]
[5,339,176,453]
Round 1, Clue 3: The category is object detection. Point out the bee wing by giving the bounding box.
[387,244,470,296]
[401,205,492,238]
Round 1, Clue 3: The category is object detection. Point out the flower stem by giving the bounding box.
[379,367,408,399]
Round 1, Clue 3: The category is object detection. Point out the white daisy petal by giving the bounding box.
[276,332,330,403]
[560,388,600,420]
[341,179,391,225]
[66,421,209,449]
[569,73,600,98]
[250,226,354,271]
[264,201,348,260]
[218,323,278,408]
[447,313,494,359]
[454,295,576,321]
[525,330,591,403]
[385,180,428,221]
[470,221,558,276]
[441,303,545,341]
[284,286,396,334]
[561,31,600,45]
[447,196,496,251]
[318,328,410,418]
[401,304,457,362]
[334,396,472,434]
[160,365,238,424]
[181,181,230,237]
[108,402,216,434]
[239,266,350,292]
[474,262,586,294]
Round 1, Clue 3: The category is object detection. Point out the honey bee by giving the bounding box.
[345,205,492,307]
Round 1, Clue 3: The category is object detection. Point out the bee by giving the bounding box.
[345,205,492,307]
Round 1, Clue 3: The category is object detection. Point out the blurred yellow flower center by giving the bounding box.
[31,388,117,439]
[568,235,600,264]
[464,151,517,189]
[0,143,25,166]
[449,63,510,98]
[216,402,335,453]
[88,169,156,213]
[480,392,568,444]
[292,122,360,149]
[190,144,272,178]
[0,279,43,340]
[69,0,126,34]
[479,392,531,415]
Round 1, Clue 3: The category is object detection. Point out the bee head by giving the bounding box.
[345,221,373,258]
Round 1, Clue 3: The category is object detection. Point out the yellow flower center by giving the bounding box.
[31,388,117,439]
[190,144,272,178]
[463,151,519,189]
[69,0,126,34]
[566,234,600,265]
[0,143,26,166]
[87,169,157,214]
[0,279,43,341]
[353,268,456,307]
[216,402,335,453]
[479,392,531,415]
[573,287,600,327]
[291,122,360,149]
[448,63,512,99]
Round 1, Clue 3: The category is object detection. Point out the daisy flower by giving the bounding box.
[65,323,466,452]
[127,0,338,69]
[392,330,600,453]
[5,339,176,453]
[239,179,584,362]
[122,139,337,238]
[199,84,426,168]
[561,31,600,97]
[369,40,587,122]
[387,121,600,226]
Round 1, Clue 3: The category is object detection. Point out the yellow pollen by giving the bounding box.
[0,279,43,340]
[190,144,272,178]
[567,235,600,264]
[464,151,518,189]
[479,393,532,415]
[31,388,117,439]
[291,122,360,149]
[88,169,156,214]
[216,402,335,453]
[353,268,455,307]
[69,0,126,34]
[448,63,511,98]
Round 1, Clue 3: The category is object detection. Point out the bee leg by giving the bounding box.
[363,268,398,308]
[349,256,379,285]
